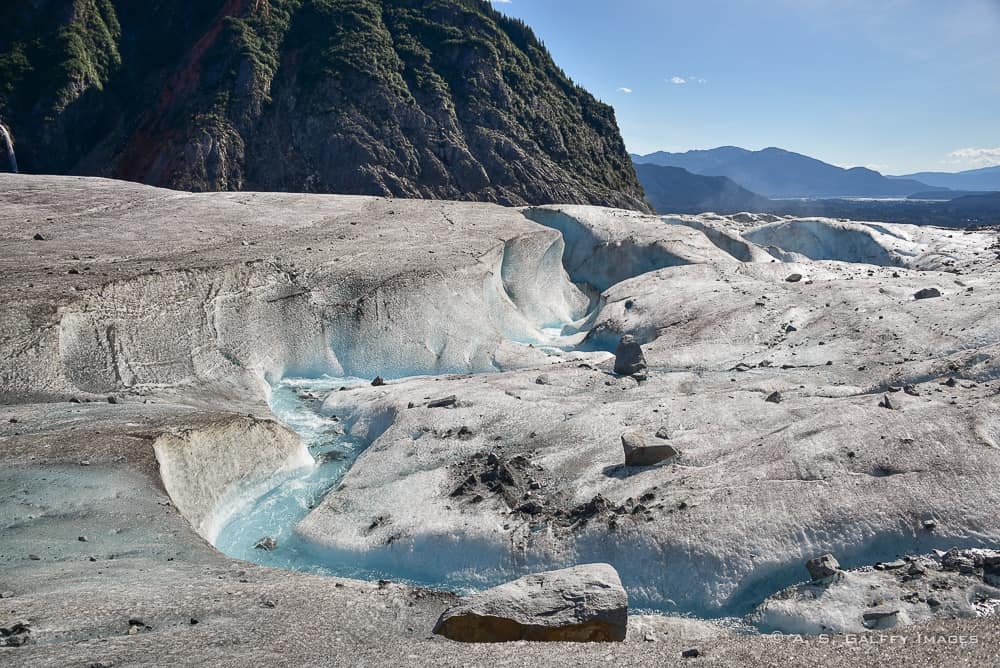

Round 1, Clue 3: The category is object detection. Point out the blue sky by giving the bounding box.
[490,0,1000,175]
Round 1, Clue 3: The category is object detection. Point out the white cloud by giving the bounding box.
[491,0,512,4]
[668,75,706,85]
[616,87,633,94]
[946,147,1000,168]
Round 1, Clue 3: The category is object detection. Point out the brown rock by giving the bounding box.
[622,432,678,467]
[433,564,627,643]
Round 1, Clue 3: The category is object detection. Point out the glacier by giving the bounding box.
[2,175,999,664]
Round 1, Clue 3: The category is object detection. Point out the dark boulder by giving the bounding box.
[805,553,842,581]
[613,335,647,376]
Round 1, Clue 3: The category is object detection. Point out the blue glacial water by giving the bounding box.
[212,374,405,580]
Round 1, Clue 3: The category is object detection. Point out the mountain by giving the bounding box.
[634,161,1000,226]
[890,166,1000,192]
[631,146,939,198]
[0,0,648,210]
[634,163,771,214]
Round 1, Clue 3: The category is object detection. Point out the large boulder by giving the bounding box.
[613,335,647,376]
[622,432,678,467]
[805,554,842,581]
[914,287,942,300]
[432,564,628,643]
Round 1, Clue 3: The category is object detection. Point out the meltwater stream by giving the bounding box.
[213,374,388,580]
[213,329,594,592]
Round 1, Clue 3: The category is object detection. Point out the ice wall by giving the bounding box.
[45,228,588,400]
[742,218,921,266]
[154,415,312,543]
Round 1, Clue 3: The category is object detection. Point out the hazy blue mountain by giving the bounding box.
[634,163,771,214]
[890,165,1000,192]
[631,146,940,198]
[633,160,1000,226]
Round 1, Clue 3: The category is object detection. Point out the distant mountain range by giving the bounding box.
[632,150,1000,226]
[633,164,770,214]
[890,166,1000,192]
[631,146,942,198]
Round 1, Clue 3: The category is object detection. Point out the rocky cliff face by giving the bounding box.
[0,0,648,209]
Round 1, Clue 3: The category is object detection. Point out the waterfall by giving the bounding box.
[0,123,18,173]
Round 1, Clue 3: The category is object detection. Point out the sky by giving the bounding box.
[490,0,1000,175]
